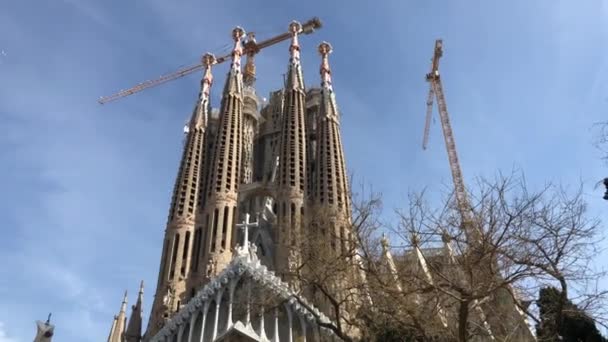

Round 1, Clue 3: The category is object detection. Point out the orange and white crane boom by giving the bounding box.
[98,17,322,104]
[423,40,479,240]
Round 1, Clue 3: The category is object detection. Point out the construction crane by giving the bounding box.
[422,42,536,339]
[98,17,322,104]
[422,40,480,242]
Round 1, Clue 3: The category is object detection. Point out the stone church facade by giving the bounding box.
[104,20,535,342]
[107,21,351,342]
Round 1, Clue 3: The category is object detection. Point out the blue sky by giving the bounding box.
[1,0,607,340]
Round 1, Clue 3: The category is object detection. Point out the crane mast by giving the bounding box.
[423,40,478,240]
[423,41,535,339]
[98,17,322,104]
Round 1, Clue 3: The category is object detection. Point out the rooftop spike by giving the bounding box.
[285,21,304,90]
[34,314,55,342]
[125,281,144,342]
[108,291,128,342]
[380,232,390,251]
[230,26,245,75]
[222,26,245,95]
[318,41,333,92]
[120,290,128,313]
[190,53,215,130]
[289,21,302,63]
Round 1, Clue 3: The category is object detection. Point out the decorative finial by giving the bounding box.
[318,41,333,55]
[410,232,420,247]
[441,230,452,244]
[232,26,245,41]
[202,53,215,68]
[380,233,389,250]
[201,53,215,96]
[289,21,303,59]
[120,291,128,313]
[46,313,52,325]
[189,53,216,129]
[138,280,145,294]
[318,41,333,91]
[230,26,245,73]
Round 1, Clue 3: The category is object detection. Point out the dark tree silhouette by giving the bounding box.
[537,286,607,342]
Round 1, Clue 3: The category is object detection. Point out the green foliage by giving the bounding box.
[536,287,607,342]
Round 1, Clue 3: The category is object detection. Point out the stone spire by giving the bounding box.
[198,26,246,278]
[145,54,216,338]
[275,21,308,276]
[380,234,402,291]
[108,291,128,342]
[313,42,350,216]
[409,233,450,328]
[125,281,144,342]
[33,314,54,342]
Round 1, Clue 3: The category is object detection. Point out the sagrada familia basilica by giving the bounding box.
[32,18,536,342]
[107,19,356,342]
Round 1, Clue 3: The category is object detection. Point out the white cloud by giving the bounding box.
[0,322,18,342]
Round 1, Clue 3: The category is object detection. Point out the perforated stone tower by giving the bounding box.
[109,21,359,342]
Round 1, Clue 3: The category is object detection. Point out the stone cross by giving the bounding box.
[235,213,259,261]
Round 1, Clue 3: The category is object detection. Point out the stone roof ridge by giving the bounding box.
[151,249,334,341]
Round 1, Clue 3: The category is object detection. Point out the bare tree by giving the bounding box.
[386,173,606,342]
[231,173,605,341]
[498,180,607,340]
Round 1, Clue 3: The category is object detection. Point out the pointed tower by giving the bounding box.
[308,44,363,330]
[275,21,308,277]
[125,281,144,342]
[145,53,216,337]
[197,27,246,278]
[108,291,128,342]
[33,314,54,342]
[312,42,351,244]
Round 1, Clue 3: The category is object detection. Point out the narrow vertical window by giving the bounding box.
[232,205,237,247]
[221,206,229,249]
[290,202,296,246]
[192,228,201,272]
[181,231,190,276]
[211,209,218,252]
[169,234,180,280]
[340,226,346,255]
[202,214,210,256]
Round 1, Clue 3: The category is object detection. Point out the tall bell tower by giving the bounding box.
[144,53,216,337]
